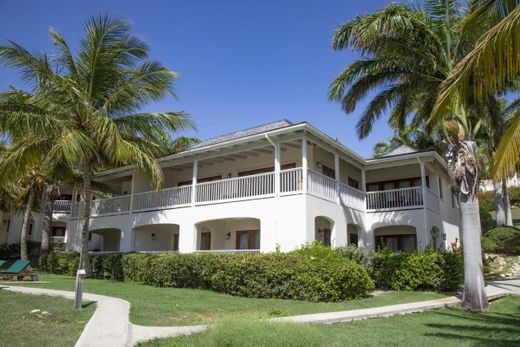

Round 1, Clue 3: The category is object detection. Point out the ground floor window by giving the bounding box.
[236,230,260,249]
[51,226,66,237]
[376,234,416,252]
[349,233,358,246]
[200,232,211,250]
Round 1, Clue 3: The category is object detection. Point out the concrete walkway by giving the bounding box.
[1,286,130,347]
[2,279,519,346]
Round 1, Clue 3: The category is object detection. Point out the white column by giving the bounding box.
[274,143,281,197]
[191,160,198,207]
[361,168,367,210]
[334,153,340,204]
[419,160,429,249]
[129,171,136,212]
[301,137,308,193]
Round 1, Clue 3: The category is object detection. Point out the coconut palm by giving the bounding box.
[330,0,490,311]
[0,14,194,275]
[431,1,520,179]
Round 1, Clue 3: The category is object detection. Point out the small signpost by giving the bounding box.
[75,269,86,309]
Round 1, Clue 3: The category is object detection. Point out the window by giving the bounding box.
[238,163,295,177]
[376,235,417,252]
[348,177,359,189]
[321,229,331,247]
[349,233,358,246]
[236,230,260,249]
[438,177,443,200]
[321,165,335,179]
[51,226,66,237]
[178,175,222,186]
[173,234,179,251]
[200,232,211,250]
[28,222,33,236]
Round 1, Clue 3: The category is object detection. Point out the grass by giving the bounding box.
[11,273,450,326]
[139,295,520,347]
[0,290,95,347]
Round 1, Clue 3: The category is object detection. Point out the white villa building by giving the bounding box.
[0,120,460,254]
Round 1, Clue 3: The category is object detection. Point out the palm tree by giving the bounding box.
[431,1,520,179]
[329,0,490,311]
[0,15,194,275]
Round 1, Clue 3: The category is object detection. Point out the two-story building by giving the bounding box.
[56,120,459,254]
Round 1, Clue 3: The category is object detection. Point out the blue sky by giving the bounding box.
[0,0,397,157]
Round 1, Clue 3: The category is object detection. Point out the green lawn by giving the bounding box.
[139,295,520,347]
[0,290,95,347]
[11,273,450,326]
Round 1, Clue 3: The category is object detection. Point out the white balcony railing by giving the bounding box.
[68,166,441,218]
[308,169,336,201]
[280,167,303,193]
[51,236,65,243]
[196,171,275,203]
[91,195,131,216]
[425,188,440,213]
[53,200,72,213]
[133,185,192,212]
[339,183,365,211]
[366,186,423,211]
[195,249,261,254]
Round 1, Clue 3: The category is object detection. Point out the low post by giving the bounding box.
[75,268,86,309]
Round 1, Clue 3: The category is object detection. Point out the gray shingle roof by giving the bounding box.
[382,145,417,157]
[191,119,293,149]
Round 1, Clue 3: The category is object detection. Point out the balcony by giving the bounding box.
[70,167,440,218]
[53,200,73,213]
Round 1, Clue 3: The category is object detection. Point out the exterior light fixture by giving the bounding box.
[151,233,157,241]
[225,232,231,240]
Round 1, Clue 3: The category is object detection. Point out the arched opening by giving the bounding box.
[89,228,121,252]
[133,224,179,252]
[195,218,261,252]
[347,224,359,247]
[374,225,417,252]
[315,216,334,247]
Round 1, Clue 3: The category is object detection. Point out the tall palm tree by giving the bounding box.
[329,0,490,311]
[0,15,194,275]
[431,1,520,179]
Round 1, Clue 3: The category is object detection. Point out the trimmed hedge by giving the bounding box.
[482,226,520,255]
[40,245,374,302]
[336,246,463,291]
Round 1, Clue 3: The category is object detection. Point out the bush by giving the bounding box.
[39,251,79,276]
[482,226,520,255]
[337,247,463,291]
[478,191,495,231]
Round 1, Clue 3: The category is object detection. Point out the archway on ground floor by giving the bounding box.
[347,224,360,247]
[195,218,261,251]
[90,228,121,252]
[314,216,334,247]
[374,225,417,252]
[133,224,180,252]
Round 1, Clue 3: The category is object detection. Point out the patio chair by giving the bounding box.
[0,260,38,281]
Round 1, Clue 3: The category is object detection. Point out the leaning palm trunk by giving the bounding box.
[20,187,35,260]
[40,184,58,254]
[449,140,489,312]
[503,180,513,226]
[494,181,506,226]
[78,165,93,277]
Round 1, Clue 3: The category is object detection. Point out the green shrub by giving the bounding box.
[482,226,520,255]
[91,253,124,280]
[39,251,79,275]
[478,191,495,231]
[335,245,375,274]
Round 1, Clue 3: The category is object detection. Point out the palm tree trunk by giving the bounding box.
[40,185,53,254]
[494,181,506,226]
[460,194,489,311]
[503,180,513,226]
[20,187,34,260]
[78,164,92,277]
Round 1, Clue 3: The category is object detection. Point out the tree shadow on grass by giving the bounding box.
[422,306,520,347]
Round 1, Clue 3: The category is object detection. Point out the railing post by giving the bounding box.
[302,136,308,193]
[191,160,198,207]
[361,167,366,209]
[129,170,136,213]
[334,153,340,205]
[274,144,281,197]
[419,159,429,247]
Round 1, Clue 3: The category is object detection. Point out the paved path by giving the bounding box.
[2,279,519,346]
[1,286,130,347]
